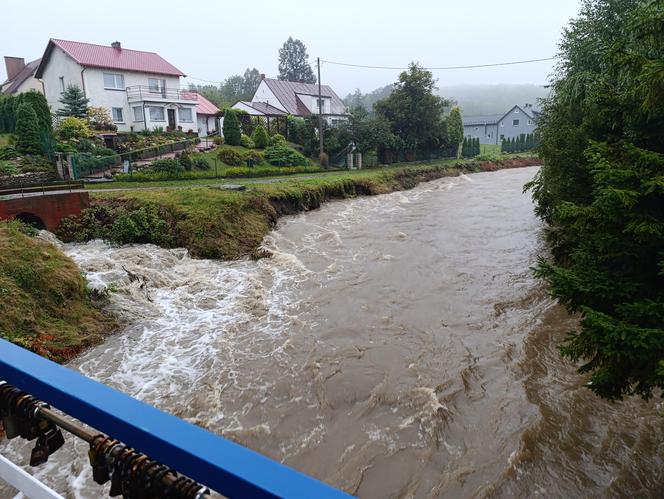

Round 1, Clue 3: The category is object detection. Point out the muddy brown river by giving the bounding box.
[3,166,664,498]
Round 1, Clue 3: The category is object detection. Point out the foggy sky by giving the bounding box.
[1,0,581,96]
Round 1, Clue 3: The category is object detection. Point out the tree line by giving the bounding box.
[527,0,664,401]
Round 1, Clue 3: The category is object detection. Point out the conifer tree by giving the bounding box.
[21,91,52,134]
[222,109,242,146]
[251,124,269,149]
[57,84,89,117]
[15,102,42,155]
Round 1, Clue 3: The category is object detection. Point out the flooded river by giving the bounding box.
[3,166,664,498]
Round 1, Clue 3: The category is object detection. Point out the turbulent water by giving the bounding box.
[3,166,664,498]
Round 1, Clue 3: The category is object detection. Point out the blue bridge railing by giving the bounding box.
[0,339,353,498]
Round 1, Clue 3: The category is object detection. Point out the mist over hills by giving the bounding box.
[345,83,550,117]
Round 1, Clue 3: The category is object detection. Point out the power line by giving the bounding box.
[320,57,556,70]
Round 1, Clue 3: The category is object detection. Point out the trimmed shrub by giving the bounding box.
[56,117,91,140]
[243,150,264,164]
[21,91,52,134]
[192,157,210,170]
[240,134,255,149]
[0,146,18,160]
[94,146,116,157]
[222,109,241,146]
[269,133,286,146]
[15,103,42,155]
[217,147,244,166]
[251,125,269,149]
[150,158,183,176]
[264,144,309,166]
[179,151,193,171]
[0,161,19,175]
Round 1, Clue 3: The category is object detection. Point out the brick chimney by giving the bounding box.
[111,41,121,50]
[4,57,25,81]
[260,73,265,80]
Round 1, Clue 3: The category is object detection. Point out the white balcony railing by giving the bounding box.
[126,86,198,102]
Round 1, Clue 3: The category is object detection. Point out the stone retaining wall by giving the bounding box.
[0,172,57,188]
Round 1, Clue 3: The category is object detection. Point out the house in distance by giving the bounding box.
[234,75,350,127]
[463,104,539,145]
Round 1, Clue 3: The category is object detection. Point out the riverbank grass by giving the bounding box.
[0,221,116,361]
[59,157,539,260]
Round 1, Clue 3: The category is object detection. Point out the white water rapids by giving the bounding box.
[2,166,664,498]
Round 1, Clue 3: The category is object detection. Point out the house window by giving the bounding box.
[513,119,520,126]
[111,107,124,123]
[148,78,166,93]
[149,106,165,121]
[179,108,193,123]
[59,77,65,92]
[103,73,125,90]
[527,119,532,125]
[133,106,144,122]
[500,134,505,140]
[474,127,479,131]
[500,122,504,127]
[514,109,519,113]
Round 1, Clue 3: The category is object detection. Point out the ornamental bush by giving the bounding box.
[15,103,42,155]
[179,151,193,171]
[0,146,18,160]
[150,158,183,176]
[251,124,269,149]
[269,133,286,146]
[240,134,255,149]
[192,157,210,170]
[222,109,241,146]
[217,147,244,166]
[56,117,91,140]
[243,150,264,164]
[264,144,309,166]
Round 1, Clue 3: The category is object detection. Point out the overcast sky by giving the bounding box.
[1,0,581,96]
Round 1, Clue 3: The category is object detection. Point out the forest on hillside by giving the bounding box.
[345,83,549,116]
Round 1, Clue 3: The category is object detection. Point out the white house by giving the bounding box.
[234,75,350,126]
[35,39,199,133]
[1,56,42,94]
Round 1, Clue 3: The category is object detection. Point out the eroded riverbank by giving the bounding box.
[3,166,661,498]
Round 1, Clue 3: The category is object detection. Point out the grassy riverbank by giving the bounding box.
[58,156,539,260]
[0,221,116,361]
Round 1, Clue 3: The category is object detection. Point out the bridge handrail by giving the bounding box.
[0,339,352,498]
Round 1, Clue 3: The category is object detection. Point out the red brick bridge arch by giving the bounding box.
[0,191,90,231]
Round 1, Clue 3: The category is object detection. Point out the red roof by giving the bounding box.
[35,39,186,78]
[192,92,219,116]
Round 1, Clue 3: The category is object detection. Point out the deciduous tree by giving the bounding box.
[278,37,316,84]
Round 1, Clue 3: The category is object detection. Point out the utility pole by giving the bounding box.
[317,57,324,157]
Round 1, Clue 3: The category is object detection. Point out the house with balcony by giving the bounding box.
[462,104,539,145]
[234,75,350,126]
[35,39,199,133]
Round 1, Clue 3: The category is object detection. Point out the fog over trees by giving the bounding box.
[345,83,549,116]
